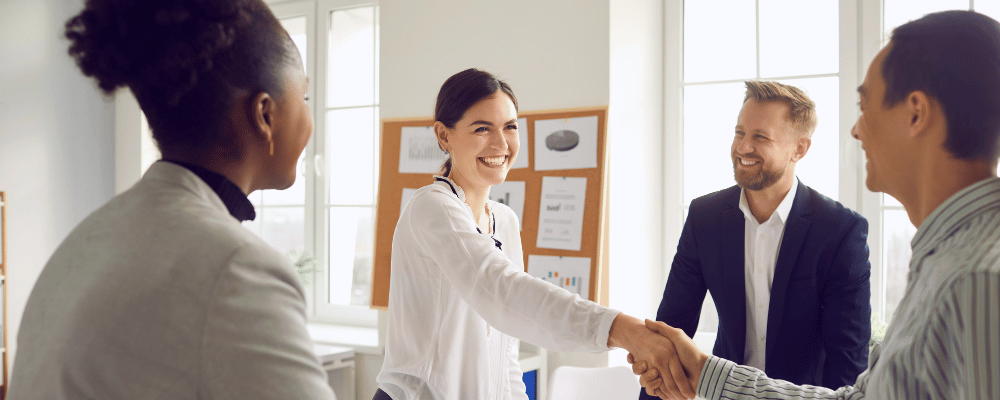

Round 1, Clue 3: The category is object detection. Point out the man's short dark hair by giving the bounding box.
[884,10,1000,162]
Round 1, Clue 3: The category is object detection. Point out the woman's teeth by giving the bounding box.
[480,156,507,166]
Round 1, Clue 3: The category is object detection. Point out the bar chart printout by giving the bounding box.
[527,255,591,298]
[399,126,448,174]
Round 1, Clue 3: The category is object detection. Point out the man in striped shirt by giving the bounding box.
[632,10,1000,400]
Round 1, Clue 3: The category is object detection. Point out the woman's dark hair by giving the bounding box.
[884,10,1000,162]
[65,0,295,154]
[434,68,518,176]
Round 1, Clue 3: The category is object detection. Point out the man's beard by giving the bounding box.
[733,157,785,191]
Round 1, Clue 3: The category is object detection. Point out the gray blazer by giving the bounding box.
[8,161,336,399]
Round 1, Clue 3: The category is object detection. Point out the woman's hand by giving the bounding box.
[627,319,710,399]
[608,314,695,400]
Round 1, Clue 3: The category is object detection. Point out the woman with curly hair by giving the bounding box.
[8,0,332,398]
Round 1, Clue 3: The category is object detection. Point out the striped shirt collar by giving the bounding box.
[911,177,1000,263]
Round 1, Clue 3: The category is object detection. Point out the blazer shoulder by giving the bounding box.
[688,185,741,215]
[801,184,866,228]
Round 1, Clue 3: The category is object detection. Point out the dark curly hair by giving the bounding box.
[65,0,296,153]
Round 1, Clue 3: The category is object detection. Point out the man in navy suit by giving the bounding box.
[640,81,870,398]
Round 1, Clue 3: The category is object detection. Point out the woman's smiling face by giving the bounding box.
[437,93,519,192]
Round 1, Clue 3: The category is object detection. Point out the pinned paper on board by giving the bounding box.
[536,176,586,251]
[400,188,418,214]
[510,117,529,170]
[527,255,591,299]
[399,126,448,174]
[489,181,526,230]
[533,116,598,171]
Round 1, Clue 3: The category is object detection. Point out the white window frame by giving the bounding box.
[311,0,380,326]
[266,0,380,327]
[663,0,890,332]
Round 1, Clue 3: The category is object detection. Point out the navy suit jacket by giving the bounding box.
[640,182,870,398]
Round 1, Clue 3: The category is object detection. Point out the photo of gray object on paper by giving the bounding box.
[533,115,598,171]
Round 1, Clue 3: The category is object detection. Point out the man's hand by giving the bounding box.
[608,314,695,400]
[628,319,710,397]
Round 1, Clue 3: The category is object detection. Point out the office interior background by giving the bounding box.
[3,0,1000,398]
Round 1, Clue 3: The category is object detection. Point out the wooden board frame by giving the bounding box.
[371,107,609,309]
[1,191,8,398]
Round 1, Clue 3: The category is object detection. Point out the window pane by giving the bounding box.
[883,193,902,207]
[242,214,262,237]
[261,152,307,206]
[697,293,719,333]
[883,208,916,320]
[248,191,262,207]
[884,0,968,38]
[261,207,305,256]
[975,0,1000,22]
[328,206,375,306]
[280,16,308,73]
[327,6,375,108]
[683,82,747,205]
[777,77,839,200]
[327,107,376,205]
[759,0,838,77]
[683,0,756,83]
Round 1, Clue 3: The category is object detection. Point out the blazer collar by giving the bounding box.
[141,161,232,219]
[765,180,813,360]
[738,177,799,225]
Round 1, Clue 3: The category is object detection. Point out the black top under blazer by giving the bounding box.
[640,181,871,398]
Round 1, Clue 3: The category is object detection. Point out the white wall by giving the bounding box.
[379,0,610,119]
[608,0,665,368]
[0,0,116,373]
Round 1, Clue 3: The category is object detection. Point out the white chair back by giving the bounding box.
[547,365,640,400]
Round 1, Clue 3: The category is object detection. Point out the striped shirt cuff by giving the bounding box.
[698,356,737,400]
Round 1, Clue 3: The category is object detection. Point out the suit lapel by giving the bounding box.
[765,182,812,360]
[720,189,747,363]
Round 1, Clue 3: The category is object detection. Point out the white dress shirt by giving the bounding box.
[738,177,798,371]
[377,176,620,400]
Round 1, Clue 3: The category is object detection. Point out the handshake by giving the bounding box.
[612,316,711,400]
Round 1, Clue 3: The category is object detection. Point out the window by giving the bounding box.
[671,0,1000,336]
[674,0,844,333]
[251,0,380,326]
[315,3,380,323]
[880,0,1000,319]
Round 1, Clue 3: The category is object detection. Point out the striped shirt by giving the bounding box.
[696,177,1000,400]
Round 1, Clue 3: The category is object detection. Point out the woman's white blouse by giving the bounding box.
[376,177,620,400]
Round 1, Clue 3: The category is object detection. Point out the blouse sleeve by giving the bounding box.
[406,189,619,353]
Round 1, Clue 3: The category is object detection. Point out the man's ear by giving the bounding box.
[252,92,276,146]
[791,136,811,162]
[434,121,450,152]
[905,90,933,138]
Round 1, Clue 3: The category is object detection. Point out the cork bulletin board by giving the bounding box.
[370,107,609,309]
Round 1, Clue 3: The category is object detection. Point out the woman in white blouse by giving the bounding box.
[374,69,694,400]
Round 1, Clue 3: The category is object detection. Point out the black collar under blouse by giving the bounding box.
[164,160,257,222]
[435,177,502,250]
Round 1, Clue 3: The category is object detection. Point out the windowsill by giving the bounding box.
[307,323,383,355]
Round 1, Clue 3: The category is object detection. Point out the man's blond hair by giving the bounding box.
[743,81,818,138]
